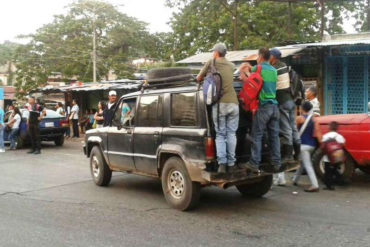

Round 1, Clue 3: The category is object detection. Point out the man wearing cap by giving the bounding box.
[196,43,239,174]
[269,48,299,185]
[103,90,118,127]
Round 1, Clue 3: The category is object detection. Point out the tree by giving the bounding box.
[166,0,365,60]
[14,0,157,95]
[0,41,19,85]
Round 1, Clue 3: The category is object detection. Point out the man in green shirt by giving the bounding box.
[241,48,281,173]
[197,43,239,173]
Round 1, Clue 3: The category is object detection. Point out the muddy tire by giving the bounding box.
[359,166,370,175]
[54,135,64,146]
[312,148,355,182]
[16,136,24,149]
[90,146,112,186]
[236,175,273,197]
[161,157,201,211]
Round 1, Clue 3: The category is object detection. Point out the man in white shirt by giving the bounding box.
[71,99,79,138]
[305,86,320,116]
[103,90,118,126]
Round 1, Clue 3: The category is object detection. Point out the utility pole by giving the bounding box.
[319,0,325,40]
[92,7,97,83]
[368,0,370,31]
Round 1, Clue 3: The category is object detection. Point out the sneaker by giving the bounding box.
[304,186,319,192]
[217,164,227,174]
[33,150,41,155]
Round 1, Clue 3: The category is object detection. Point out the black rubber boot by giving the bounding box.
[293,143,301,161]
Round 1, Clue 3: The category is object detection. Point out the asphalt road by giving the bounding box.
[1,140,370,247]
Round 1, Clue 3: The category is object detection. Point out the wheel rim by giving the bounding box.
[91,155,100,178]
[319,157,345,174]
[168,169,185,199]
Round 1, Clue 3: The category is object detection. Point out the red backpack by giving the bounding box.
[238,65,263,115]
[321,138,346,164]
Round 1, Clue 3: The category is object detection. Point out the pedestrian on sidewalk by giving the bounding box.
[6,106,21,150]
[103,91,118,127]
[70,99,80,138]
[0,105,5,153]
[26,96,45,154]
[196,43,239,173]
[305,86,320,116]
[94,101,106,129]
[293,101,321,192]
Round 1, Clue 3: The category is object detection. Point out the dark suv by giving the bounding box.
[83,70,294,210]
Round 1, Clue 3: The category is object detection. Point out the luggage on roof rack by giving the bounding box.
[141,67,196,90]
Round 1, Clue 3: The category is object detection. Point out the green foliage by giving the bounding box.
[14,0,160,95]
[166,0,366,60]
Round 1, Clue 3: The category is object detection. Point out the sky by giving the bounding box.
[0,0,357,44]
[0,0,173,43]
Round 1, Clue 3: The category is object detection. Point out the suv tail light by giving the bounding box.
[205,137,215,160]
[59,119,69,127]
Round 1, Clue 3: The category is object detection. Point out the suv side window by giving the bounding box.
[137,95,162,127]
[171,92,197,126]
[112,98,137,127]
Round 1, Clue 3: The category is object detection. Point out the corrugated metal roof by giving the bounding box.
[177,47,303,64]
[292,39,370,48]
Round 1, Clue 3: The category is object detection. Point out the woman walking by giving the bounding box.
[94,101,106,129]
[6,107,21,150]
[293,101,322,192]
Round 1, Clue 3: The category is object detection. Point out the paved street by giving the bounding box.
[1,140,370,247]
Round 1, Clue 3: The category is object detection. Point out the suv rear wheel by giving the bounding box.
[54,135,64,146]
[90,146,112,186]
[312,148,355,182]
[236,175,273,197]
[161,157,201,211]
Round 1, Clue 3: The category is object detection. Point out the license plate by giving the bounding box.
[45,122,54,127]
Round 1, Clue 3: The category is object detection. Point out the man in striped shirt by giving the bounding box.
[241,48,281,173]
[269,48,301,185]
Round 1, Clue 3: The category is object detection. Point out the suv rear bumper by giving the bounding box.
[201,162,299,188]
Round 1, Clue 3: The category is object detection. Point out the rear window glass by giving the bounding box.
[21,109,62,119]
[171,92,197,126]
[137,95,162,127]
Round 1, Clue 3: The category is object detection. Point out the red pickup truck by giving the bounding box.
[312,113,370,181]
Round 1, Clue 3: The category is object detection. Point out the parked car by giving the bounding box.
[4,109,69,148]
[83,68,296,211]
[312,111,370,181]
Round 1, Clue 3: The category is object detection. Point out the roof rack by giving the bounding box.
[139,74,198,91]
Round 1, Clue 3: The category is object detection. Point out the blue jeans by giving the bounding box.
[250,103,281,167]
[0,125,4,150]
[9,128,19,149]
[279,100,300,146]
[212,103,239,166]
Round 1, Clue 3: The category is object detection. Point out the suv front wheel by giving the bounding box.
[161,157,201,211]
[90,146,112,186]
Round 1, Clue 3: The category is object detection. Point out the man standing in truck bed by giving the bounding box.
[241,48,281,173]
[196,43,239,174]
